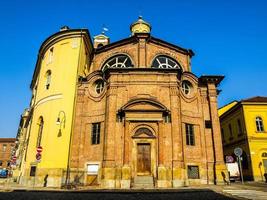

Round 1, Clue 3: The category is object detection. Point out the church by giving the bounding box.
[17,17,227,188]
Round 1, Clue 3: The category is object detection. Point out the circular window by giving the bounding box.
[94,80,104,94]
[182,81,192,95]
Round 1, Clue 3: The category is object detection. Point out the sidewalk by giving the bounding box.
[1,180,266,193]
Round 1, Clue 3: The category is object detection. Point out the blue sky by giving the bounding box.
[0,0,267,138]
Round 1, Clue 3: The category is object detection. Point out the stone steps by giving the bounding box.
[133,176,154,188]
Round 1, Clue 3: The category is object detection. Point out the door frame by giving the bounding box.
[136,143,151,175]
[132,139,156,177]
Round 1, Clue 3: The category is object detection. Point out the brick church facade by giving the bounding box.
[69,17,228,188]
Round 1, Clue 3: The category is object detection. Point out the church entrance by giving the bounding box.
[137,143,151,175]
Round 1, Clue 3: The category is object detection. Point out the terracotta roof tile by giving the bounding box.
[241,96,267,103]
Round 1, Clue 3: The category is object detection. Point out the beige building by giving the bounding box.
[68,17,228,188]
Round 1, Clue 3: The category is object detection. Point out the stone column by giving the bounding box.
[102,85,117,188]
[170,86,185,187]
[207,83,228,184]
[121,120,131,188]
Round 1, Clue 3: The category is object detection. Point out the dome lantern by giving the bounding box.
[130,16,151,36]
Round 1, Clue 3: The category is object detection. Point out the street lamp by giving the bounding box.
[56,111,66,137]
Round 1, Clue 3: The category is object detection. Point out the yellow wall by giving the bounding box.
[220,102,267,181]
[243,104,267,181]
[22,30,92,186]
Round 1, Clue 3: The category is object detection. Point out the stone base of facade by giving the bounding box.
[19,167,64,188]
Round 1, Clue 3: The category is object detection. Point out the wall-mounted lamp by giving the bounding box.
[56,111,66,137]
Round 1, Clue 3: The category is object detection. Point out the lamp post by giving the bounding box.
[56,111,66,137]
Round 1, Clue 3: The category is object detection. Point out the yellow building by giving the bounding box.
[219,96,267,181]
[17,26,93,187]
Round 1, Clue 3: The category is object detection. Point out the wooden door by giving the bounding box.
[137,143,151,174]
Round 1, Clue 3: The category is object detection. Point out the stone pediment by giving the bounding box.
[119,98,168,113]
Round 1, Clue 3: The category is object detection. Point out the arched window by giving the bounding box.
[151,55,181,69]
[182,81,192,95]
[36,117,44,147]
[256,116,264,132]
[102,55,133,71]
[94,79,104,94]
[45,70,51,90]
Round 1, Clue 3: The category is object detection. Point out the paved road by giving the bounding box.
[223,189,267,200]
[0,189,236,200]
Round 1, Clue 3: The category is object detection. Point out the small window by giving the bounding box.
[186,123,195,146]
[2,144,7,152]
[30,166,37,177]
[164,113,172,123]
[45,70,51,90]
[48,47,54,63]
[221,128,225,142]
[182,81,192,95]
[187,165,199,179]
[95,80,104,94]
[256,117,264,132]
[97,43,104,48]
[228,124,233,139]
[0,160,2,166]
[91,123,101,145]
[205,120,212,129]
[237,119,242,135]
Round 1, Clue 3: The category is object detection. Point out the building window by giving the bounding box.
[48,47,54,63]
[102,54,133,71]
[95,80,104,94]
[45,70,51,89]
[228,124,233,139]
[164,113,172,123]
[256,117,264,132]
[187,165,199,179]
[182,81,192,95]
[221,128,225,142]
[36,117,44,147]
[237,119,242,135]
[0,160,2,166]
[2,144,7,152]
[186,123,195,146]
[91,123,101,145]
[151,55,181,69]
[30,166,37,177]
[205,120,212,129]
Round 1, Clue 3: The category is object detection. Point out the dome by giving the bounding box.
[130,16,151,35]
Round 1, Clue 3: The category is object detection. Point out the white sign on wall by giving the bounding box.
[87,164,99,175]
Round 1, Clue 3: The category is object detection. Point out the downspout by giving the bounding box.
[65,31,83,187]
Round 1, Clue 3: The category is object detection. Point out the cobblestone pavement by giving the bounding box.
[0,189,236,200]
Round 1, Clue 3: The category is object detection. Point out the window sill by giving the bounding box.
[255,131,266,133]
